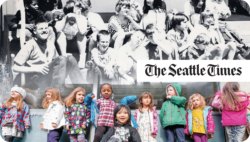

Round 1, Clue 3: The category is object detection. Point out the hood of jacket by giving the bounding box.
[166,83,182,96]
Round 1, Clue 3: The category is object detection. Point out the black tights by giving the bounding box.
[93,126,110,142]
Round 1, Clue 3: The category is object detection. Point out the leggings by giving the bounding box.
[93,126,111,142]
[69,134,86,142]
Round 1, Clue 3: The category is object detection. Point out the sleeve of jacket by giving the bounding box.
[131,114,138,129]
[64,106,71,125]
[0,104,6,124]
[170,96,186,107]
[102,127,115,142]
[184,112,189,134]
[8,10,21,31]
[212,91,222,109]
[23,104,31,126]
[131,127,142,142]
[152,107,158,135]
[82,105,91,127]
[159,103,165,124]
[207,110,215,134]
[51,102,64,125]
[84,93,93,110]
[135,109,138,122]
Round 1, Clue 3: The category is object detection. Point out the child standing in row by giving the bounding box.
[0,85,30,142]
[103,104,141,142]
[160,83,186,142]
[40,88,65,142]
[64,87,91,142]
[135,92,158,142]
[212,82,249,142]
[93,83,117,142]
[185,93,215,142]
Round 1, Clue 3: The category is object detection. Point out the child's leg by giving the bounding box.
[69,134,78,142]
[164,126,175,142]
[3,135,14,142]
[47,127,64,142]
[57,32,67,56]
[174,126,185,142]
[76,33,87,68]
[112,31,126,50]
[200,134,208,142]
[222,42,237,60]
[93,126,110,142]
[77,134,87,142]
[193,133,208,142]
[225,125,246,142]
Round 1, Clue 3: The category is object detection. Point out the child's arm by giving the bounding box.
[102,127,115,142]
[159,103,166,124]
[23,104,31,128]
[207,109,215,134]
[170,96,186,107]
[212,91,222,109]
[84,93,95,110]
[151,107,158,135]
[82,106,91,129]
[124,13,142,30]
[130,127,142,142]
[8,11,22,31]
[75,14,87,35]
[51,103,64,127]
[64,106,72,129]
[0,104,6,124]
[184,112,189,135]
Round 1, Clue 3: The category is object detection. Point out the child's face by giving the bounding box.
[34,22,49,40]
[11,91,21,99]
[192,96,201,108]
[116,107,129,125]
[176,19,188,31]
[97,35,110,53]
[204,16,214,26]
[167,86,176,96]
[46,92,52,103]
[195,43,206,50]
[142,95,151,107]
[76,91,85,104]
[28,0,39,12]
[131,31,144,48]
[101,84,112,99]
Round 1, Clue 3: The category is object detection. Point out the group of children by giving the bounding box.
[0,82,249,142]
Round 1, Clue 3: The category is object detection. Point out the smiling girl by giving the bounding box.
[64,87,91,142]
[103,104,141,142]
[40,88,65,142]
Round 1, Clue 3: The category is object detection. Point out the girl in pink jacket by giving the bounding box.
[135,92,158,142]
[212,82,249,142]
[185,93,215,142]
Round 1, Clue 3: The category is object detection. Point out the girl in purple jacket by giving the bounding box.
[135,92,158,142]
[185,93,215,142]
[212,82,249,142]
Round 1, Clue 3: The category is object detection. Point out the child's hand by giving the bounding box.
[82,125,87,130]
[208,133,213,138]
[0,103,2,106]
[40,123,43,129]
[152,134,157,138]
[91,94,95,99]
[166,96,171,99]
[25,125,30,129]
[52,123,57,128]
[66,125,71,130]
[25,24,35,30]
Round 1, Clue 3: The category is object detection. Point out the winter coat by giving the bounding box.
[102,123,141,142]
[135,106,158,135]
[64,102,90,135]
[160,83,186,128]
[42,101,65,130]
[0,102,30,131]
[212,91,249,126]
[184,107,215,136]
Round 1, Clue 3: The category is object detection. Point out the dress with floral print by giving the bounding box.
[138,111,156,142]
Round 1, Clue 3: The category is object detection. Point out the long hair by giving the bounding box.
[187,93,206,110]
[115,0,130,13]
[143,0,162,14]
[64,87,86,107]
[114,104,131,125]
[42,88,63,109]
[5,94,24,111]
[138,92,154,113]
[221,82,242,110]
[191,0,206,13]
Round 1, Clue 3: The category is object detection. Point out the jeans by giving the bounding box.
[225,125,246,142]
[165,125,185,142]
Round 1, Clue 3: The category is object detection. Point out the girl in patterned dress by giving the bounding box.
[135,92,158,142]
[93,83,117,142]
[64,87,92,142]
[40,88,65,142]
[0,85,30,142]
[185,93,215,142]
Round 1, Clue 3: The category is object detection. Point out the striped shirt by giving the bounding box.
[96,98,117,127]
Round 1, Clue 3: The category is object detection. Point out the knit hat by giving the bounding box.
[11,85,26,99]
